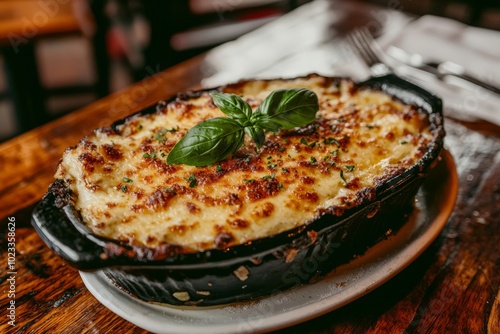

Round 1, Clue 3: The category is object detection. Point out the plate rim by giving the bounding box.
[80,149,458,334]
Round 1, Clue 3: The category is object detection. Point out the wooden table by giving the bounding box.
[1,1,499,333]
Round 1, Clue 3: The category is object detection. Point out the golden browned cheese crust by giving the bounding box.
[55,75,434,252]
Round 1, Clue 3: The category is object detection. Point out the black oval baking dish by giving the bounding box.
[32,74,444,306]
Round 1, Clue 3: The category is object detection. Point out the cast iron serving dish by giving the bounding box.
[32,74,444,306]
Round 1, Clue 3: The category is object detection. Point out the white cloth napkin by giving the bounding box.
[201,0,342,86]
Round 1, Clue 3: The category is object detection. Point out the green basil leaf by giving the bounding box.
[211,93,252,122]
[244,126,265,149]
[253,88,319,130]
[167,118,244,166]
[168,88,319,167]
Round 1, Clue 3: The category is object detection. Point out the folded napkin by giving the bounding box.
[201,0,341,86]
[378,15,500,126]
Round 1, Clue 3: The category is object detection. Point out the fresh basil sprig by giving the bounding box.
[167,88,319,166]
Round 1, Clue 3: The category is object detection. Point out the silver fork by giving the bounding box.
[346,27,391,77]
[349,28,500,95]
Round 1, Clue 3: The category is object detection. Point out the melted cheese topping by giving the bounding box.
[55,75,434,252]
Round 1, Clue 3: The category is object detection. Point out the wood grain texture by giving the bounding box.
[0,2,499,333]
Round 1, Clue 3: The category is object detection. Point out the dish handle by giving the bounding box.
[31,182,122,270]
[358,74,443,115]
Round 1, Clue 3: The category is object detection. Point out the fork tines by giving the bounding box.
[346,27,390,76]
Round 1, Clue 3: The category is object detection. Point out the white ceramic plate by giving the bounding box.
[80,150,458,334]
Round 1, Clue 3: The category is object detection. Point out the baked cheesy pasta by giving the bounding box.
[55,74,435,253]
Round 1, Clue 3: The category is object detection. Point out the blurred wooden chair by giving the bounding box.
[90,0,305,81]
[0,0,107,138]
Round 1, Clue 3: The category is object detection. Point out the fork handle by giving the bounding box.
[439,62,500,95]
[448,73,500,95]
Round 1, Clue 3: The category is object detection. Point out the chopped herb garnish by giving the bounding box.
[332,149,339,156]
[310,157,317,164]
[184,174,197,188]
[244,157,252,163]
[300,138,316,148]
[278,182,284,190]
[340,170,347,184]
[155,127,178,142]
[269,163,278,169]
[262,173,276,180]
[155,128,167,142]
[400,140,408,145]
[164,187,177,195]
[138,124,143,130]
[120,185,128,192]
[346,165,355,172]
[366,124,375,129]
[278,146,286,152]
[324,137,340,146]
[143,151,157,159]
[123,177,133,183]
[282,167,289,173]
[243,179,255,183]
[216,165,224,172]
[155,133,166,142]
[165,126,179,133]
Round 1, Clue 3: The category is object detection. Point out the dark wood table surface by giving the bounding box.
[1,1,499,333]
